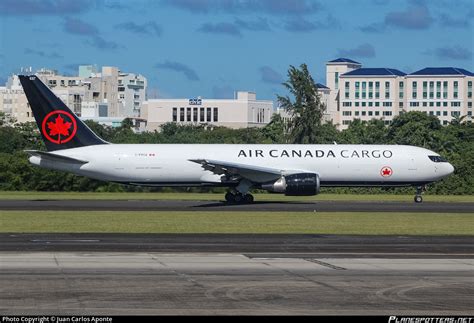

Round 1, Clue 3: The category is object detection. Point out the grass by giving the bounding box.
[0,211,473,235]
[0,191,472,203]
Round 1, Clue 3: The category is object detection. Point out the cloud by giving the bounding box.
[284,18,317,32]
[439,14,470,28]
[24,48,63,59]
[155,61,200,81]
[63,17,99,35]
[162,0,321,16]
[384,4,433,29]
[86,36,120,50]
[0,0,93,15]
[62,17,119,50]
[212,85,234,99]
[198,22,242,37]
[259,66,283,84]
[425,46,473,61]
[284,15,339,33]
[337,43,376,58]
[359,22,387,33]
[115,21,163,37]
[234,17,271,31]
[197,17,271,37]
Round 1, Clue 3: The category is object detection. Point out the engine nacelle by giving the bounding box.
[261,173,320,196]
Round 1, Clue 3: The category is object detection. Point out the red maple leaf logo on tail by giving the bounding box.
[41,110,77,144]
[47,115,72,137]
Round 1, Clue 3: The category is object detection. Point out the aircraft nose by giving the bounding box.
[446,163,455,175]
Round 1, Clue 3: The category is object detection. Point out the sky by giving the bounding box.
[0,0,473,101]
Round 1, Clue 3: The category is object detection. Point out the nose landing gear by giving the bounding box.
[414,186,425,203]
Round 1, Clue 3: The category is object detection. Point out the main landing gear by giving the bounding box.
[225,191,254,204]
[414,186,425,203]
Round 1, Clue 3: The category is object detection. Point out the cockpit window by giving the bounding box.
[428,155,448,163]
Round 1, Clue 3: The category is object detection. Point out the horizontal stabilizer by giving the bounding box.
[25,150,89,165]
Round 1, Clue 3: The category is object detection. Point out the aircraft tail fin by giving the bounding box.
[18,75,108,151]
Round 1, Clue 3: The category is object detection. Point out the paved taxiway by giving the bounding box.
[1,234,473,257]
[0,199,472,212]
[1,252,473,315]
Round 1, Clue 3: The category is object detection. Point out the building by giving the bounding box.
[0,66,148,126]
[118,72,147,118]
[338,67,406,128]
[405,68,473,125]
[143,91,273,131]
[327,58,474,130]
[0,75,35,123]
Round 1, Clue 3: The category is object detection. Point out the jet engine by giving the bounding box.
[261,173,320,196]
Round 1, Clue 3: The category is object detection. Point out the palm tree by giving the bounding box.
[277,64,325,144]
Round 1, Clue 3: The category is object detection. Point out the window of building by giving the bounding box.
[172,107,177,122]
[399,102,403,108]
[343,111,352,116]
[345,81,350,99]
[368,111,373,116]
[436,102,441,107]
[200,108,205,122]
[454,81,458,98]
[443,111,448,116]
[375,111,380,116]
[355,102,359,107]
[385,81,390,99]
[429,81,434,99]
[355,82,360,99]
[362,102,366,107]
[375,102,380,107]
[342,120,351,125]
[355,111,360,116]
[362,82,366,99]
[423,102,427,107]
[468,81,472,98]
[213,107,218,122]
[207,107,212,122]
[399,81,404,99]
[443,102,448,107]
[383,111,392,116]
[193,108,198,122]
[362,111,366,116]
[180,107,185,122]
[335,72,339,90]
[368,102,373,107]
[436,81,441,98]
[375,81,380,99]
[186,107,191,121]
[429,102,434,107]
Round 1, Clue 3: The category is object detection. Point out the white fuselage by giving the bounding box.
[29,144,454,188]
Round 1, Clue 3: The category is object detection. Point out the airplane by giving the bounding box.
[18,75,454,204]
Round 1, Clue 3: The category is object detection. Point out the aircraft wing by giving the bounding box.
[25,150,89,165]
[189,159,283,183]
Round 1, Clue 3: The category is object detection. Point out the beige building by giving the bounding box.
[327,58,473,130]
[405,68,473,125]
[143,91,273,131]
[0,75,34,123]
[1,66,148,125]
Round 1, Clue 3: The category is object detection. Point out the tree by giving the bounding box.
[261,113,287,143]
[277,64,326,144]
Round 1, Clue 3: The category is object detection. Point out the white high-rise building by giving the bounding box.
[325,58,473,130]
[118,72,147,118]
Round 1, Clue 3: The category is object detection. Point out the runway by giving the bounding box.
[1,251,473,315]
[0,199,473,212]
[1,234,473,314]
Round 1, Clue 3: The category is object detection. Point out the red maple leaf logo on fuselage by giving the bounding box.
[47,115,72,137]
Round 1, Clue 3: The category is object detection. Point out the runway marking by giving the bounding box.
[30,240,101,243]
[304,259,346,270]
